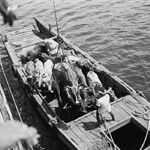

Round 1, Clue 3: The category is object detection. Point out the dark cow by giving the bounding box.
[53,62,87,108]
[53,62,78,107]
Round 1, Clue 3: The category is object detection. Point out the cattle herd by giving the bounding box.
[20,38,117,121]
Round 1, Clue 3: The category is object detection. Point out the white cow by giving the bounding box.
[64,55,80,64]
[87,70,104,96]
[44,38,59,56]
[87,71,102,85]
[34,58,44,87]
[42,59,54,91]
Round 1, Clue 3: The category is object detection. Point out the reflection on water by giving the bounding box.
[0,0,150,149]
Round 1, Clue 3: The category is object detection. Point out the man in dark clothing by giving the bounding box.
[0,0,17,26]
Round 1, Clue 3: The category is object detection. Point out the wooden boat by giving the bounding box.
[2,18,150,150]
[0,83,24,150]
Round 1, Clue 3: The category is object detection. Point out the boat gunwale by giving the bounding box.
[0,84,24,150]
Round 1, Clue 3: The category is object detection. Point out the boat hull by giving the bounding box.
[2,18,150,150]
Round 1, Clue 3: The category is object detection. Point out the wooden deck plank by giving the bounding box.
[74,120,93,143]
[123,98,148,129]
[126,95,148,112]
[82,111,108,141]
[114,102,129,118]
[84,111,98,129]
[79,114,98,142]
[111,98,131,122]
[65,129,83,146]
[89,128,106,142]
[111,104,123,122]
[132,92,150,108]
[84,112,118,149]
[71,125,91,146]
[117,101,133,115]
[102,112,115,127]
[68,111,96,128]
[81,117,107,145]
[4,41,21,66]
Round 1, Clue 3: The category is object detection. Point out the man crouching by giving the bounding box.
[95,88,115,127]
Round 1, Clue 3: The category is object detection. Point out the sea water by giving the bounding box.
[0,0,150,149]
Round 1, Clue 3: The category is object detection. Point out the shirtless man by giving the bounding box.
[95,88,115,127]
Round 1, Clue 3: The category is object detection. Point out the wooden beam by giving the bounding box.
[4,41,21,66]
[104,117,131,133]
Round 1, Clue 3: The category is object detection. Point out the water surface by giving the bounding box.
[0,0,150,149]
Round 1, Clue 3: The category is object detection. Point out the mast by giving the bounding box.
[52,0,60,37]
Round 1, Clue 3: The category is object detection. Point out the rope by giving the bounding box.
[50,0,78,72]
[139,115,150,150]
[103,120,117,150]
[132,109,150,121]
[0,57,23,123]
[0,57,33,150]
[124,100,150,150]
[51,0,68,68]
[124,100,150,120]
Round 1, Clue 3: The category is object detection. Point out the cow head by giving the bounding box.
[65,85,80,104]
[107,87,117,102]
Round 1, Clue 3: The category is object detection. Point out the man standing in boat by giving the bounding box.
[0,0,40,149]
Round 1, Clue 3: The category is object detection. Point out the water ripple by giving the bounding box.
[1,0,150,149]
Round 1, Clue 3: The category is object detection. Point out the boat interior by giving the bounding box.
[17,33,131,123]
